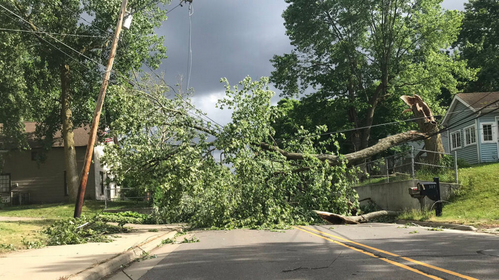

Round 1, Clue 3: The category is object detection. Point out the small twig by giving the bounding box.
[121,269,133,280]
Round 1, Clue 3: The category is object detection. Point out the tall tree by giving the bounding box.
[271,0,475,152]
[0,0,168,200]
[455,0,499,92]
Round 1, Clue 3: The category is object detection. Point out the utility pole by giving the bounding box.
[74,0,128,218]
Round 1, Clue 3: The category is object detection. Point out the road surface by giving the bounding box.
[108,223,499,280]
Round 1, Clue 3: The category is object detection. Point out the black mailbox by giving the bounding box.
[409,177,442,216]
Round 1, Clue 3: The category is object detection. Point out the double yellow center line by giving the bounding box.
[294,226,478,280]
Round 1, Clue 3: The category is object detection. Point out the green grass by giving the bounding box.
[399,162,499,227]
[0,220,53,254]
[0,201,151,254]
[0,200,149,219]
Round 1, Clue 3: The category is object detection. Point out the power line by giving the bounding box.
[441,91,497,126]
[0,3,105,69]
[0,27,108,38]
[186,2,193,90]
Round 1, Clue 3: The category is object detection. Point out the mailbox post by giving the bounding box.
[409,177,442,217]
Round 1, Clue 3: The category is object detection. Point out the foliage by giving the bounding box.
[397,209,434,221]
[43,216,128,245]
[271,0,476,152]
[103,76,360,229]
[99,211,157,226]
[0,0,170,198]
[455,0,499,92]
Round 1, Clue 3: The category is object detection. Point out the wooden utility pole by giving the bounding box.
[74,0,128,218]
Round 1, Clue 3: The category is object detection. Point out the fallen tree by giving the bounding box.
[102,77,430,229]
[259,130,426,167]
[314,210,400,224]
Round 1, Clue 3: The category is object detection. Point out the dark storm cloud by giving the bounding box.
[150,0,467,124]
[156,0,292,96]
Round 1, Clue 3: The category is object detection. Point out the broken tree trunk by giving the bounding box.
[260,130,426,167]
[314,210,400,224]
[400,94,444,164]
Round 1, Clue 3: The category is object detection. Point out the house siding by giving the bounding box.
[444,102,480,164]
[2,147,95,203]
[478,115,499,162]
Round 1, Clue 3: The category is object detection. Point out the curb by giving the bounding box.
[69,230,177,280]
[396,220,477,232]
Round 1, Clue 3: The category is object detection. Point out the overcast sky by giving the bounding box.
[153,0,468,126]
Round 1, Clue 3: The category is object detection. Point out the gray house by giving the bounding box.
[441,92,499,164]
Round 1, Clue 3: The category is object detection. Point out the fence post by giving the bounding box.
[411,146,415,179]
[454,150,459,184]
[385,158,389,183]
[105,186,108,210]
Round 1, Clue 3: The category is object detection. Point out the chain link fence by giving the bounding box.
[104,186,152,210]
[352,147,458,186]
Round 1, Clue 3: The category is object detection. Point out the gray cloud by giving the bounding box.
[152,0,467,124]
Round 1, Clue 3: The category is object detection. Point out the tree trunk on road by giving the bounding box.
[314,210,400,224]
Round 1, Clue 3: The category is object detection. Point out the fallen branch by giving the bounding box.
[314,210,400,224]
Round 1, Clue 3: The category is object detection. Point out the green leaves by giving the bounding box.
[271,0,476,152]
[103,76,359,229]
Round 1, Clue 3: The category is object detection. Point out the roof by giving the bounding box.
[456,92,499,111]
[441,92,499,127]
[0,122,90,149]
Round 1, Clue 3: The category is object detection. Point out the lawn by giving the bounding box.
[0,220,54,254]
[399,162,499,227]
[0,200,149,219]
[0,200,151,254]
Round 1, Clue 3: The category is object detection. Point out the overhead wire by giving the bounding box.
[0,2,215,130]
[186,1,193,90]
[0,3,107,70]
[12,1,223,131]
[0,27,108,38]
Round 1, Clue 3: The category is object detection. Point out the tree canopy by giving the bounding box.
[102,77,361,228]
[455,0,499,92]
[271,0,476,152]
[0,0,168,198]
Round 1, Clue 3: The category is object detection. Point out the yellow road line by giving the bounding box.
[294,226,443,280]
[297,226,478,280]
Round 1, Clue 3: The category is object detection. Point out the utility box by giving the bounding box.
[409,177,442,216]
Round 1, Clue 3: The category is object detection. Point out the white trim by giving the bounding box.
[476,119,481,163]
[450,130,462,151]
[496,116,499,160]
[481,122,495,143]
[463,124,477,147]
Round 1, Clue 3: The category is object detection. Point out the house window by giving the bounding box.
[481,123,494,143]
[450,131,461,150]
[0,174,10,193]
[464,125,477,146]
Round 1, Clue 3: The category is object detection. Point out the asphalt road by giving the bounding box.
[109,223,499,280]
